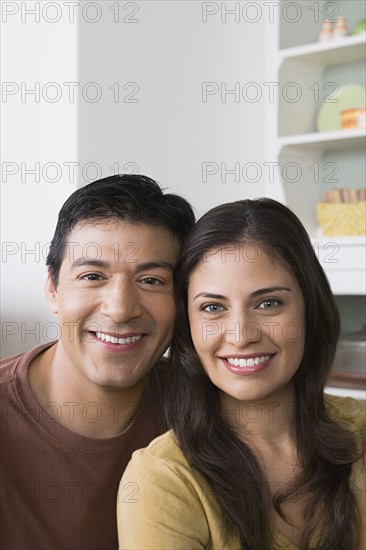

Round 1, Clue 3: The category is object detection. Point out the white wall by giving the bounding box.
[78,1,267,218]
[1,1,266,358]
[1,2,78,357]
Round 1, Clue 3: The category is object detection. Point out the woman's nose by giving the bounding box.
[222,310,261,346]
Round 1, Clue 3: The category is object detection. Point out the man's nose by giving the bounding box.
[100,280,142,324]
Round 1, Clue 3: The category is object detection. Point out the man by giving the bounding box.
[0,174,195,549]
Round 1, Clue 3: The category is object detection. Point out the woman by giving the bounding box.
[117,198,365,549]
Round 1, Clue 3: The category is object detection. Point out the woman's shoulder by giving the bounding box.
[130,430,187,463]
[118,432,235,549]
[124,430,198,482]
[324,393,365,437]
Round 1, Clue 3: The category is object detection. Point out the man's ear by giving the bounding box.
[46,272,58,314]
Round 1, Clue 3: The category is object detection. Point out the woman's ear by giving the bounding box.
[45,272,58,314]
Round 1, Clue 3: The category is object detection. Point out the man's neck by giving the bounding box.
[28,344,148,438]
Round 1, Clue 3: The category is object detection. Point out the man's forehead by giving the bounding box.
[69,218,135,234]
[61,219,180,265]
[66,219,177,240]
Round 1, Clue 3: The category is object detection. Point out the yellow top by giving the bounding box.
[117,395,365,549]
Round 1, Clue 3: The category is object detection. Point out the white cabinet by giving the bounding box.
[325,386,365,400]
[265,0,366,295]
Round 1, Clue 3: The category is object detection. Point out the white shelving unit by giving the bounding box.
[279,128,365,152]
[325,386,366,400]
[265,0,366,294]
[277,33,366,66]
[265,0,366,397]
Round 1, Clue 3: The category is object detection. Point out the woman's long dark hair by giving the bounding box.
[166,198,361,549]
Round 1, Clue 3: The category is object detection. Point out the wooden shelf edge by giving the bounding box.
[327,371,366,390]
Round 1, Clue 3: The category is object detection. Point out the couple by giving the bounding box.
[1,175,364,549]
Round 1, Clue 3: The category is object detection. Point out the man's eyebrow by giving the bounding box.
[135,261,175,273]
[249,286,291,297]
[71,258,109,269]
[70,258,175,272]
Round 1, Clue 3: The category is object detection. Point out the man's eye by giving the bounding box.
[202,304,225,313]
[80,273,103,281]
[141,277,163,285]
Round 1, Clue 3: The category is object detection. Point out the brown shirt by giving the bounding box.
[0,342,168,550]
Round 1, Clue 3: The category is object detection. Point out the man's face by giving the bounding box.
[46,220,180,392]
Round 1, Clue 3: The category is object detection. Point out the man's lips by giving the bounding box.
[89,330,145,345]
[96,332,143,345]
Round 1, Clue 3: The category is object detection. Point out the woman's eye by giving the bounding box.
[202,304,225,313]
[80,273,103,281]
[258,298,282,309]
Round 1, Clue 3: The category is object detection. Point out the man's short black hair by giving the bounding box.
[46,174,195,286]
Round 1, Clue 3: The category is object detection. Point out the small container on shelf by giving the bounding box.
[333,16,348,38]
[341,107,366,129]
[318,20,334,42]
[318,16,349,42]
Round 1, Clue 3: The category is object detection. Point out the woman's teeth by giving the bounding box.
[226,355,270,367]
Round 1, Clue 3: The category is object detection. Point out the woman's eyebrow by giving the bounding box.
[250,286,291,297]
[193,292,227,301]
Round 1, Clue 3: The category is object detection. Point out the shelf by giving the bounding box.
[279,34,366,67]
[325,385,366,399]
[327,371,366,391]
[279,129,366,153]
[265,2,366,298]
[313,238,366,295]
[312,236,366,246]
[311,238,366,273]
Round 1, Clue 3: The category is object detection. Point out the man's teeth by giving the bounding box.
[227,355,270,367]
[95,332,142,344]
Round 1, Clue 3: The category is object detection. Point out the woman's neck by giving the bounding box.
[220,384,298,454]
[221,384,306,546]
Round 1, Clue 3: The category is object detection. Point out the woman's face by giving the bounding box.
[187,243,306,403]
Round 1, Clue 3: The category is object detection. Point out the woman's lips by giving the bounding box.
[220,354,274,375]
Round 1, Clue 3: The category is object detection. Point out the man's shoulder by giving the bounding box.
[0,342,56,386]
[154,354,169,373]
[0,350,25,386]
[147,356,170,391]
